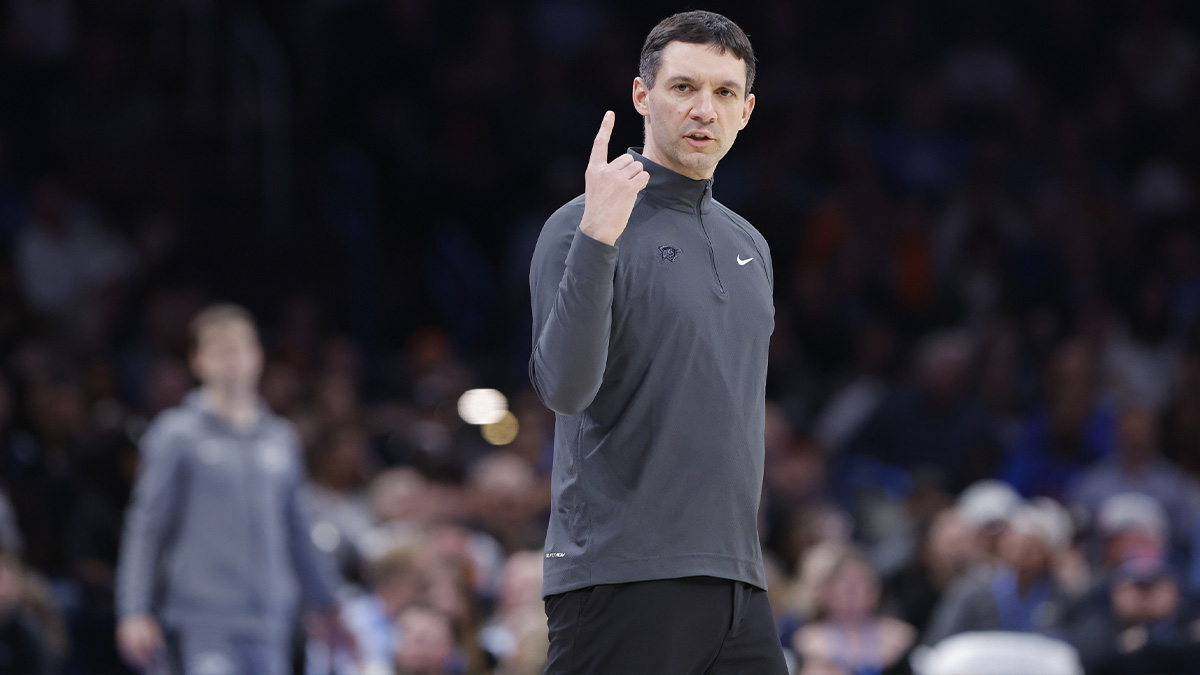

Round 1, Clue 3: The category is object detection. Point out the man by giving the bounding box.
[923,499,1075,646]
[1067,403,1200,563]
[1067,556,1200,674]
[528,10,786,674]
[115,304,350,675]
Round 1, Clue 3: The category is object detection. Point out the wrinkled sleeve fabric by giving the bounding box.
[116,417,186,619]
[528,200,619,416]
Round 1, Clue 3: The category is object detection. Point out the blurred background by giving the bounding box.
[0,0,1199,673]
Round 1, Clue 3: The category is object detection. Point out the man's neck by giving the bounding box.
[202,385,259,431]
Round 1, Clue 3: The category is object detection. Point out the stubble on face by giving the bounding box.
[636,41,755,180]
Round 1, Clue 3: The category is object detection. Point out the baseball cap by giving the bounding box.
[957,480,1021,529]
[1095,492,1169,538]
[1007,497,1073,550]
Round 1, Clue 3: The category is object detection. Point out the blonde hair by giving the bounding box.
[792,542,877,621]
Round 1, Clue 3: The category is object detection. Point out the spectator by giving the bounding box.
[1103,276,1185,412]
[310,546,427,675]
[1092,492,1171,571]
[465,452,545,554]
[1067,556,1200,674]
[924,499,1075,645]
[1002,339,1117,499]
[478,550,545,669]
[884,506,987,635]
[955,479,1022,558]
[844,329,998,490]
[792,544,917,675]
[1067,404,1200,565]
[393,604,466,675]
[13,179,134,345]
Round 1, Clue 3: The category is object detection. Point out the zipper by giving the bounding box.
[697,182,726,294]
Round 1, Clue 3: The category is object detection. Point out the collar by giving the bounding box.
[185,387,267,434]
[628,148,715,214]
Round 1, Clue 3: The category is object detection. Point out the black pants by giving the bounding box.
[544,576,789,675]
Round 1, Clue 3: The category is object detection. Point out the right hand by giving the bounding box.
[579,111,650,246]
[117,614,164,670]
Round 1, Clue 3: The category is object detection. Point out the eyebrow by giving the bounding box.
[663,75,743,92]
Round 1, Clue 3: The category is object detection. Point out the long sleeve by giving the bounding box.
[115,418,186,619]
[528,200,619,416]
[286,464,340,611]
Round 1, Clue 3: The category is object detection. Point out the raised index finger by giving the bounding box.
[590,111,614,167]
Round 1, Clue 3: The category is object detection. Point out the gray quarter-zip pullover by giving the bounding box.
[530,149,775,596]
[116,390,338,637]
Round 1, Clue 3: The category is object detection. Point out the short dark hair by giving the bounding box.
[639,10,756,97]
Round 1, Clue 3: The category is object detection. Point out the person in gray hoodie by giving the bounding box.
[529,10,787,674]
[115,304,352,675]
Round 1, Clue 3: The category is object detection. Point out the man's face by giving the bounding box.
[633,41,755,180]
[998,528,1051,576]
[191,320,263,392]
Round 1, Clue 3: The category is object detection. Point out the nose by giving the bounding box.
[691,91,717,124]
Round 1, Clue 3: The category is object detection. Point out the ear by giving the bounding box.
[632,77,651,116]
[738,93,756,131]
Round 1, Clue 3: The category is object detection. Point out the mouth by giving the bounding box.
[684,131,716,147]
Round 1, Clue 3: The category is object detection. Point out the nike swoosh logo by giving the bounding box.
[737,255,754,266]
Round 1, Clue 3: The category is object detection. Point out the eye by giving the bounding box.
[718,89,735,97]
[674,83,691,92]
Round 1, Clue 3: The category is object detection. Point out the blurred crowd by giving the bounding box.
[0,0,1199,673]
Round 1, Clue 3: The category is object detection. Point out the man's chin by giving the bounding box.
[680,154,719,177]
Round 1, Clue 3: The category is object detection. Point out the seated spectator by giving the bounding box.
[490,605,549,675]
[792,544,917,675]
[393,604,467,675]
[885,506,988,635]
[1066,556,1200,674]
[924,499,1074,645]
[1102,275,1184,412]
[955,479,1022,558]
[465,452,546,554]
[478,551,546,671]
[1093,492,1171,570]
[309,546,428,675]
[414,532,489,672]
[1067,404,1200,565]
[1001,339,1117,500]
[843,330,998,491]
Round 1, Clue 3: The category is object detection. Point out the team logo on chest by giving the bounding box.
[658,245,680,262]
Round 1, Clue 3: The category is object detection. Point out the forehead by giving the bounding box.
[197,319,258,345]
[656,40,747,89]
